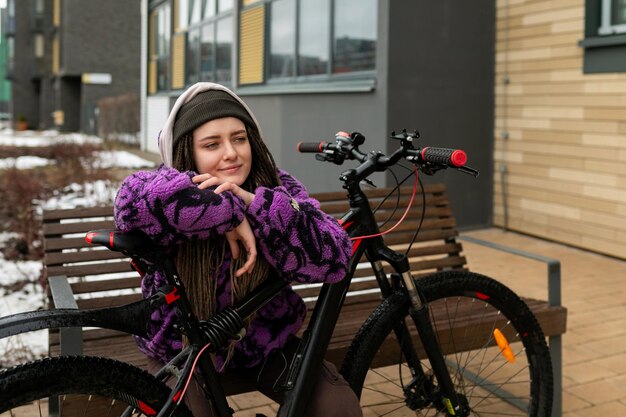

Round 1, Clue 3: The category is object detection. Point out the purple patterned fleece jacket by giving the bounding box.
[114,165,351,370]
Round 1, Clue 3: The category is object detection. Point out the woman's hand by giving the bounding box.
[192,174,255,207]
[225,217,257,277]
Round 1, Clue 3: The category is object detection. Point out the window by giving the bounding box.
[241,0,376,86]
[333,0,376,73]
[183,0,234,86]
[186,27,201,84]
[190,0,202,25]
[298,0,329,76]
[34,34,44,58]
[200,23,215,81]
[580,0,626,73]
[7,37,15,75]
[148,2,171,93]
[177,0,190,30]
[599,0,626,34]
[204,0,216,18]
[33,0,44,15]
[269,0,295,79]
[215,16,233,82]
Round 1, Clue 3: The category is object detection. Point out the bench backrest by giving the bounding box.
[42,184,466,310]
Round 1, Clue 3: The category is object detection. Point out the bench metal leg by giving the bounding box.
[48,275,83,417]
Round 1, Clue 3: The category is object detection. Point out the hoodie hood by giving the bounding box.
[158,82,262,167]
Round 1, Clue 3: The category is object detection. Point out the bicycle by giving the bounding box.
[0,130,553,417]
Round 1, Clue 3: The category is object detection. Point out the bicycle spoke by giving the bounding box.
[106,399,116,417]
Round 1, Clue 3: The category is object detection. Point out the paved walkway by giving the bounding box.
[228,227,626,416]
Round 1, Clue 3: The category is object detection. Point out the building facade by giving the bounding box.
[494,0,626,259]
[141,0,496,228]
[5,0,141,133]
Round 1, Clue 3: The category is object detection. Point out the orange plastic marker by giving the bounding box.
[494,328,516,363]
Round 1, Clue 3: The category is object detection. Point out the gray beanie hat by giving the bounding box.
[172,90,255,145]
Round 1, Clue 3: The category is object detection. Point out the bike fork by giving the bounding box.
[400,271,469,417]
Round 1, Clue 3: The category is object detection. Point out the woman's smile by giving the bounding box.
[219,164,242,173]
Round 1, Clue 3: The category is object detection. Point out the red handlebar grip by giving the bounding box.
[421,147,467,167]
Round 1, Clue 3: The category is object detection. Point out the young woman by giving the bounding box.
[114,82,362,417]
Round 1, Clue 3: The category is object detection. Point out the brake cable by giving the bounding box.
[405,174,426,256]
[371,168,403,230]
[350,166,419,241]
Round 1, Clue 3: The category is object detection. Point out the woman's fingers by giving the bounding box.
[193,177,255,206]
[235,250,256,277]
[225,231,240,260]
[214,182,234,194]
[192,173,212,184]
[197,177,222,190]
[231,218,257,277]
[215,183,255,207]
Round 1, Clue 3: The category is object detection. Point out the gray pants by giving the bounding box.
[147,341,362,417]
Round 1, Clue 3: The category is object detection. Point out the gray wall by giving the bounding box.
[60,0,141,132]
[386,1,496,228]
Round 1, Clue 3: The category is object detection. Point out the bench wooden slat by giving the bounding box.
[321,195,451,216]
[381,228,458,246]
[404,242,463,258]
[45,249,127,266]
[43,219,116,236]
[70,277,142,294]
[43,206,116,221]
[75,293,143,309]
[311,184,446,202]
[44,236,95,251]
[46,260,132,278]
[350,255,466,279]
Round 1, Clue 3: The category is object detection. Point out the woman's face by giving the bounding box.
[192,117,252,186]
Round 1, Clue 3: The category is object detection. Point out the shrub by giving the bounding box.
[0,140,115,260]
[0,167,47,258]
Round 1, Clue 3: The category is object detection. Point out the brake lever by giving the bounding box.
[419,164,445,176]
[456,166,479,177]
[316,150,346,165]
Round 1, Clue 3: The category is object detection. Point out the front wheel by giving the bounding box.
[341,271,553,417]
[0,356,192,417]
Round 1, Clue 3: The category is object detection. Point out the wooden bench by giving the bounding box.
[43,184,567,408]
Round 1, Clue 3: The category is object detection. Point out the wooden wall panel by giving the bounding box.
[495,0,626,259]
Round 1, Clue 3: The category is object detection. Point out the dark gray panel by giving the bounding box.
[386,0,496,228]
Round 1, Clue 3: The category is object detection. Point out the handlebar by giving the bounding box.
[297,130,478,183]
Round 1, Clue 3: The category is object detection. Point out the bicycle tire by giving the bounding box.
[0,355,193,417]
[341,270,553,417]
